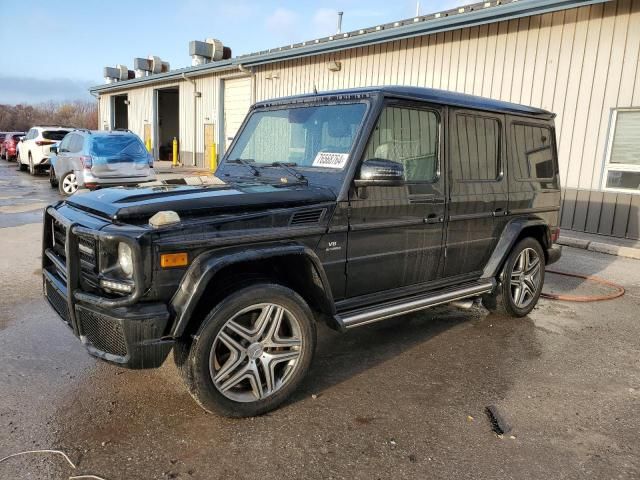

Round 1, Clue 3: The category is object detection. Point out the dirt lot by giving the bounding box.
[0,158,639,479]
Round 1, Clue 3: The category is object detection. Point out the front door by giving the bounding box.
[346,102,445,298]
[444,109,508,278]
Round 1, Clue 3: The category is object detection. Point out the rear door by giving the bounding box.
[444,109,508,278]
[90,135,150,178]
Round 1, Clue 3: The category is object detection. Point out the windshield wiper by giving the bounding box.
[228,158,261,177]
[267,162,308,184]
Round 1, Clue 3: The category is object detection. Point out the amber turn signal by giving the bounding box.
[160,252,188,268]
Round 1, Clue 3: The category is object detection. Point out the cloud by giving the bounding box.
[264,8,300,43]
[0,76,95,105]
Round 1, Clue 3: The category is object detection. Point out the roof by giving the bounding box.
[91,0,610,94]
[253,86,555,118]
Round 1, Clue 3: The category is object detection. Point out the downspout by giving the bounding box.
[238,64,255,103]
[182,72,198,166]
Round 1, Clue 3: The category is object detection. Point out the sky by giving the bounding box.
[0,0,466,104]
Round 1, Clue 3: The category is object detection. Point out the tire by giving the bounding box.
[49,166,59,188]
[59,171,78,196]
[18,155,27,171]
[28,153,36,175]
[483,237,545,317]
[178,283,317,417]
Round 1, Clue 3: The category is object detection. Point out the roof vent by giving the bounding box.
[103,64,134,83]
[132,56,170,77]
[290,209,326,226]
[189,38,232,66]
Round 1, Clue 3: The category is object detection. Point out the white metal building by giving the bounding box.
[90,0,640,240]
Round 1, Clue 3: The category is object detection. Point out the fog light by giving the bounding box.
[100,279,133,293]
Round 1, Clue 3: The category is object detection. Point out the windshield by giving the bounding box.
[226,103,367,170]
[90,135,148,160]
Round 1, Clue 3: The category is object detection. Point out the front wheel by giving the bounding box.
[483,237,545,317]
[177,284,317,417]
[49,166,59,188]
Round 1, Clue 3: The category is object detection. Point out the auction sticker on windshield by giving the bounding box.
[312,152,349,169]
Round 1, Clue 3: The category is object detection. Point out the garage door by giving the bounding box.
[223,76,252,151]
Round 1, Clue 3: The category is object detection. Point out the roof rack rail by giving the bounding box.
[74,128,92,134]
[112,128,133,133]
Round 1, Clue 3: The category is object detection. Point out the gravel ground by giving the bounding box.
[0,159,638,479]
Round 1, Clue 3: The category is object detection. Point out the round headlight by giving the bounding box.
[118,242,133,278]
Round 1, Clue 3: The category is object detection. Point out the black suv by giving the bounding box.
[42,86,561,417]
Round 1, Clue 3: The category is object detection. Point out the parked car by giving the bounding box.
[1,132,26,161]
[42,86,561,417]
[50,130,155,196]
[18,126,73,175]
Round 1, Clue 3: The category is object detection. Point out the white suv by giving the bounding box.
[18,126,73,175]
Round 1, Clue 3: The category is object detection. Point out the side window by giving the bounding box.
[512,124,556,180]
[68,134,83,153]
[453,114,500,181]
[363,105,439,182]
[59,135,70,152]
[27,129,36,140]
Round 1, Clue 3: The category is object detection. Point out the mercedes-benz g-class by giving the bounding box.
[43,86,561,417]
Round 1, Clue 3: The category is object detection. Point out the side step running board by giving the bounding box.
[336,280,495,329]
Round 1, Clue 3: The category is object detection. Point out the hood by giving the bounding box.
[64,180,336,222]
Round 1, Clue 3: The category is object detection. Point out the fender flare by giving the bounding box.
[169,242,335,337]
[481,217,551,279]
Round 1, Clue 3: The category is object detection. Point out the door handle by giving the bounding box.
[492,208,507,217]
[425,214,443,224]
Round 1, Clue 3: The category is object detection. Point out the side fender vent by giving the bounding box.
[289,208,326,226]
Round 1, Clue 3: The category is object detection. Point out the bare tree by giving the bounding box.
[0,101,98,131]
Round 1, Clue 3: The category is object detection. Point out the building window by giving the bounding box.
[603,109,640,193]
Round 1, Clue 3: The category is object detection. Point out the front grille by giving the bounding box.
[52,219,66,259]
[77,307,127,357]
[45,277,70,325]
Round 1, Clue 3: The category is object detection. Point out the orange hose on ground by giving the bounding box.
[541,269,625,302]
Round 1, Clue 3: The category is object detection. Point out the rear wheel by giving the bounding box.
[18,154,27,171]
[178,283,316,417]
[59,172,78,196]
[483,237,545,317]
[28,153,36,175]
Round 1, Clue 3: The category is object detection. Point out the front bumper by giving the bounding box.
[546,244,562,265]
[43,270,173,368]
[42,206,173,369]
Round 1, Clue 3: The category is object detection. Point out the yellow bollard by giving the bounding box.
[145,137,152,152]
[210,143,217,172]
[172,137,178,167]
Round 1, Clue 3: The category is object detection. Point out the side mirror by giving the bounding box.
[354,158,404,187]
[19,137,24,142]
[50,145,58,154]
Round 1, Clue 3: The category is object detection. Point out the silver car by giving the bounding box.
[50,130,156,196]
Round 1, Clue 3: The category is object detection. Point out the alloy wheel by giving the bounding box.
[61,173,78,195]
[510,247,541,309]
[210,303,304,403]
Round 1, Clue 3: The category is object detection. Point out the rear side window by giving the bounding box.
[12,134,23,141]
[452,114,500,181]
[68,134,84,153]
[512,124,556,180]
[43,130,71,141]
[90,135,147,158]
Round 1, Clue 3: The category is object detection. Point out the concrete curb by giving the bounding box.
[558,236,640,260]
